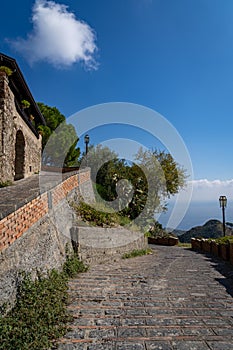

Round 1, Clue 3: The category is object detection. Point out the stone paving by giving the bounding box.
[56,245,233,350]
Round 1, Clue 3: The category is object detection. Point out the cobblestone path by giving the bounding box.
[57,246,233,350]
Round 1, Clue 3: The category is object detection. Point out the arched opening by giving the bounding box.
[14,130,25,181]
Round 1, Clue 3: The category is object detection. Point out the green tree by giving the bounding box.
[134,148,186,198]
[37,103,65,149]
[153,150,185,196]
[78,143,186,230]
[37,102,80,167]
[89,145,186,231]
[132,147,186,228]
[80,144,118,180]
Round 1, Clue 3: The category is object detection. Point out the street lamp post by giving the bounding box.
[219,195,227,237]
[84,134,89,166]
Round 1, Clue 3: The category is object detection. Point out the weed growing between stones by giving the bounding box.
[122,248,152,259]
[0,251,88,350]
[177,242,192,248]
[0,180,12,188]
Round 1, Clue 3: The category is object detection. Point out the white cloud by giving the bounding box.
[184,179,233,202]
[10,0,98,69]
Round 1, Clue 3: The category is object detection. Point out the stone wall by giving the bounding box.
[77,227,148,265]
[0,200,74,310]
[0,169,93,310]
[0,73,42,183]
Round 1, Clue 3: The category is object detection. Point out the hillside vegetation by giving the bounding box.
[179,219,233,243]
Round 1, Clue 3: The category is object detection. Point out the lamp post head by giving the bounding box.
[84,134,90,145]
[219,195,227,208]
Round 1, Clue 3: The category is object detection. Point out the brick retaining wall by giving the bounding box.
[0,193,48,251]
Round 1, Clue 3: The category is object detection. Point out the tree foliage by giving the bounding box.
[37,102,80,167]
[83,144,186,231]
[80,144,118,179]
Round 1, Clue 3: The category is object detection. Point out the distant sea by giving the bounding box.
[158,201,233,231]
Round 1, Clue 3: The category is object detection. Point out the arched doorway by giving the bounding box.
[14,130,25,180]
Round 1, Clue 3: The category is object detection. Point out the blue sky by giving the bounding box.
[1,0,233,214]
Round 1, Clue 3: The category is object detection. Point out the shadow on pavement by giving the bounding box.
[190,249,233,298]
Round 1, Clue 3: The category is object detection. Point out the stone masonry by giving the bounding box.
[0,169,93,309]
[0,72,42,182]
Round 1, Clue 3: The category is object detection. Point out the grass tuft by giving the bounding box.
[122,248,152,259]
[178,242,192,248]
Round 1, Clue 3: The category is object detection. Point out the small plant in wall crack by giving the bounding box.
[0,66,13,76]
[21,99,31,109]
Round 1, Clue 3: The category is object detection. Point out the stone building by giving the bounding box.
[0,53,45,183]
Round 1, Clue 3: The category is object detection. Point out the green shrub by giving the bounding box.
[147,221,176,238]
[63,252,88,277]
[213,236,233,245]
[0,251,88,350]
[144,231,150,237]
[148,231,176,239]
[75,201,129,227]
